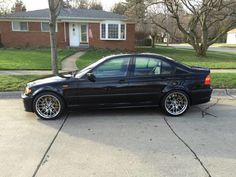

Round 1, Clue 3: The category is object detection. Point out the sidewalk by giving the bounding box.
[61,51,85,71]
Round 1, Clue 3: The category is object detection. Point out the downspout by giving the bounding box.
[64,22,67,44]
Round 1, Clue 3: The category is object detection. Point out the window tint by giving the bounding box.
[134,57,161,76]
[93,57,130,78]
[161,61,173,75]
[134,57,174,76]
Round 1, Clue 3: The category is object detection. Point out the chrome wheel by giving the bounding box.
[164,92,189,116]
[35,94,61,119]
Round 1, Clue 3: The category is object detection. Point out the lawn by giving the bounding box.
[137,47,236,69]
[0,73,235,91]
[0,75,45,91]
[211,73,236,89]
[76,48,122,69]
[77,47,236,69]
[0,48,76,70]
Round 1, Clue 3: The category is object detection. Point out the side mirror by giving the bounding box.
[86,73,96,82]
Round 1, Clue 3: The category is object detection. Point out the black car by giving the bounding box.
[22,53,212,120]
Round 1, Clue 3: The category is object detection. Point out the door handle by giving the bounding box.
[118,79,126,84]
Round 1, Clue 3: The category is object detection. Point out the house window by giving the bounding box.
[101,24,106,38]
[100,22,126,40]
[41,22,58,32]
[41,22,49,32]
[108,24,119,39]
[81,24,88,43]
[120,24,126,39]
[12,21,28,31]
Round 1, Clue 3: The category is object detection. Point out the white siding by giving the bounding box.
[227,33,236,44]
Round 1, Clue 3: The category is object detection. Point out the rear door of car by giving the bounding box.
[127,55,175,106]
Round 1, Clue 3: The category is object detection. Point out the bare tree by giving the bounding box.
[111,2,127,15]
[69,0,89,9]
[11,0,26,13]
[0,0,13,15]
[48,0,62,75]
[89,0,103,10]
[148,0,236,56]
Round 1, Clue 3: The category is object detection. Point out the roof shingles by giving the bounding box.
[1,8,127,21]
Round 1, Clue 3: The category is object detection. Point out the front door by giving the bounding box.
[65,56,131,108]
[69,23,80,47]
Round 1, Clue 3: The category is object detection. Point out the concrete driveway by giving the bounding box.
[0,93,236,177]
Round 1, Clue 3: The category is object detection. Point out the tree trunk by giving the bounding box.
[195,45,208,57]
[49,15,58,75]
[151,35,156,48]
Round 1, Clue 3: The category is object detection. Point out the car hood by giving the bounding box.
[27,74,72,87]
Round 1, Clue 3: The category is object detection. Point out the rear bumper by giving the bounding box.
[190,88,213,105]
[22,94,34,112]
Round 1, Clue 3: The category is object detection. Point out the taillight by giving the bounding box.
[204,74,211,86]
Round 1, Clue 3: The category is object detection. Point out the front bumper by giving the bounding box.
[22,93,34,112]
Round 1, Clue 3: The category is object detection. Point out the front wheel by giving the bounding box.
[162,91,189,116]
[33,92,65,120]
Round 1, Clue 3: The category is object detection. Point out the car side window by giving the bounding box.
[92,57,130,78]
[134,57,173,76]
[161,61,174,75]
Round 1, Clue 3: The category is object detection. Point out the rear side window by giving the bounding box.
[134,57,174,76]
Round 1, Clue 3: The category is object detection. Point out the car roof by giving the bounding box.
[105,53,175,61]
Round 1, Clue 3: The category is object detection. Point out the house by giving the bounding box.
[226,28,236,44]
[0,8,135,51]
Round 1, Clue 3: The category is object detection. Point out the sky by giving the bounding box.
[20,0,122,11]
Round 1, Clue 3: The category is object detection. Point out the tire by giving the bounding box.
[161,90,189,116]
[33,92,65,120]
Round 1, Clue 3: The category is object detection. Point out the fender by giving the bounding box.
[32,85,64,98]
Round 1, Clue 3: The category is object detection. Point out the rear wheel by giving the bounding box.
[33,92,65,120]
[162,91,189,116]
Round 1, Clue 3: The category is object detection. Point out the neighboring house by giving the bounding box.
[0,8,135,51]
[227,28,236,44]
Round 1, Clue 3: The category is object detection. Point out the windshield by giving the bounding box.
[75,56,111,78]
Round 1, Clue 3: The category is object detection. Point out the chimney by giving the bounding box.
[15,3,23,12]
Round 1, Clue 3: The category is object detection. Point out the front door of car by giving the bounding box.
[65,56,131,107]
[127,56,174,106]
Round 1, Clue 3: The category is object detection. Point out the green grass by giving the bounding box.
[0,75,45,91]
[76,48,122,69]
[0,48,76,70]
[0,73,235,91]
[211,73,236,89]
[137,47,236,69]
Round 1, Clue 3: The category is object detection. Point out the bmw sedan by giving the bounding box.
[22,53,212,120]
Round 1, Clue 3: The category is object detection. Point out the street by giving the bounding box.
[0,91,236,177]
[168,44,236,53]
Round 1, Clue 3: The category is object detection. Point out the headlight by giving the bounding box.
[24,87,32,95]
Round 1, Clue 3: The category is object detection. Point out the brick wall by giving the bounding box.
[88,23,135,51]
[0,21,69,48]
[0,21,135,51]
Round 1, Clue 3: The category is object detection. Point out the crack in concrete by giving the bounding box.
[195,98,220,118]
[32,113,69,177]
[163,116,212,177]
[225,89,236,100]
[201,98,220,118]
